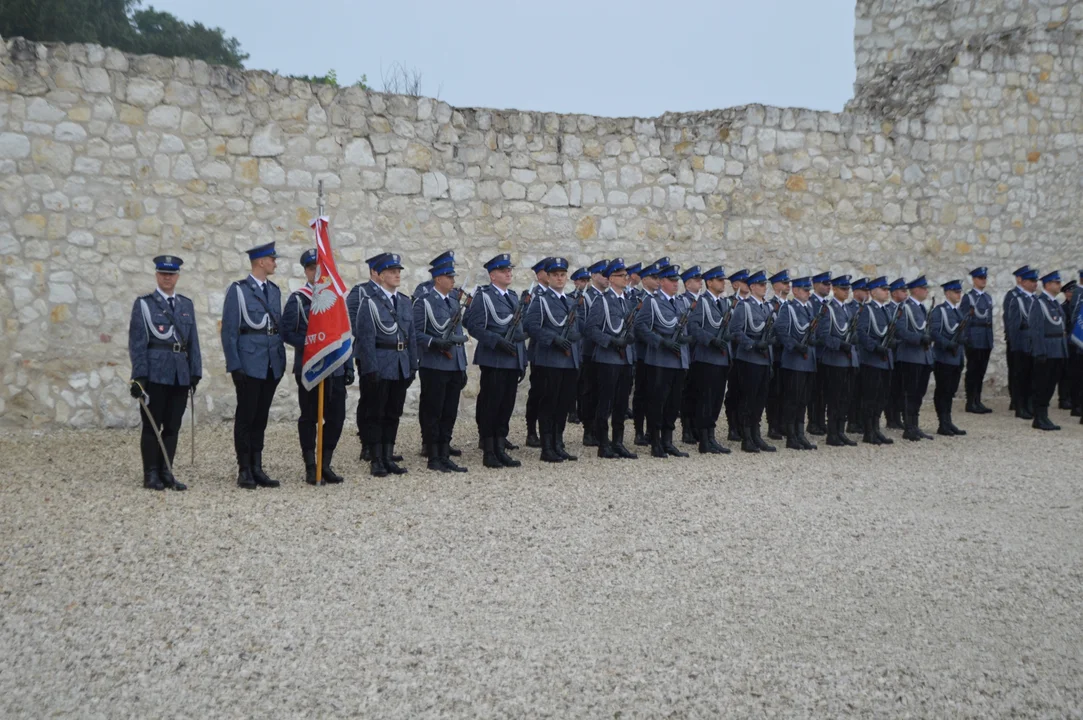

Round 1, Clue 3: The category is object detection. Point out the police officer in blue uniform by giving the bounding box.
[128,255,202,491]
[1006,267,1039,419]
[806,271,832,436]
[1058,279,1076,411]
[464,253,529,468]
[895,276,935,441]
[635,264,692,458]
[1065,273,1083,419]
[281,249,352,486]
[1003,266,1030,411]
[632,260,664,445]
[686,265,732,455]
[585,258,639,459]
[765,269,791,440]
[856,277,896,445]
[677,265,703,445]
[775,277,821,451]
[579,258,610,447]
[723,268,750,442]
[567,266,590,426]
[818,275,860,447]
[883,277,909,429]
[355,253,418,476]
[929,280,967,437]
[222,242,287,489]
[347,253,387,463]
[525,257,584,463]
[958,266,994,414]
[732,270,776,453]
[626,263,643,304]
[413,257,469,473]
[846,278,870,436]
[524,257,553,448]
[1028,271,1069,431]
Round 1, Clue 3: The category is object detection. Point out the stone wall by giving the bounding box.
[1,0,1081,428]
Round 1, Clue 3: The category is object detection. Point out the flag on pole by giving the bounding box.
[301,216,353,390]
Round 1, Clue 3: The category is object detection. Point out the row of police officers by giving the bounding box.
[128,247,1083,489]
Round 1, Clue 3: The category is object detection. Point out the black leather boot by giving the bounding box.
[946,412,966,436]
[427,443,450,472]
[698,429,720,454]
[540,434,563,463]
[567,410,581,425]
[369,446,389,477]
[237,457,257,488]
[965,395,979,414]
[797,422,816,450]
[740,426,759,453]
[496,437,521,467]
[582,428,598,447]
[322,450,344,483]
[886,409,903,430]
[936,415,954,436]
[975,389,992,413]
[634,419,648,446]
[752,424,776,452]
[837,419,857,446]
[681,424,696,445]
[728,424,742,443]
[144,467,165,491]
[661,429,688,457]
[1033,408,1060,431]
[304,449,318,485]
[708,428,731,454]
[251,452,280,488]
[875,418,894,445]
[441,444,467,472]
[611,428,638,459]
[481,437,502,468]
[555,433,577,461]
[526,421,541,448]
[904,413,923,441]
[767,423,784,440]
[360,443,372,462]
[915,412,934,440]
[826,418,845,447]
[159,434,186,491]
[596,427,617,459]
[650,429,668,458]
[786,423,803,450]
[384,444,408,475]
[862,413,881,445]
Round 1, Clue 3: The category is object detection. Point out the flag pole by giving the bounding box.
[315,179,325,486]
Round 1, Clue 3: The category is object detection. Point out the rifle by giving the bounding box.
[616,297,643,362]
[760,311,776,356]
[714,298,735,344]
[949,305,975,356]
[502,289,532,343]
[439,289,473,359]
[879,302,905,352]
[666,297,698,356]
[557,293,584,357]
[797,301,830,357]
[842,303,866,346]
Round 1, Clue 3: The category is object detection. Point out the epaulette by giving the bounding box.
[176,293,191,303]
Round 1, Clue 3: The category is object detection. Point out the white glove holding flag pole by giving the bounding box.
[130,379,175,481]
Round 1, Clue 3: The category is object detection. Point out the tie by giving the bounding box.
[168,297,175,313]
[715,299,723,315]
[445,296,452,311]
[560,295,568,312]
[669,297,676,311]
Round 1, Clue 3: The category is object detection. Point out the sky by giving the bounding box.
[146,0,858,118]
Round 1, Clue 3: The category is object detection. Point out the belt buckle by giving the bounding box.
[267,325,276,335]
[397,340,405,352]
[172,341,182,353]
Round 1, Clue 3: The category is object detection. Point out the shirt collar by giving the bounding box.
[433,288,449,301]
[1043,290,1057,302]
[156,287,175,301]
[971,287,985,296]
[380,285,396,302]
[248,274,265,289]
[947,300,960,310]
[659,290,676,302]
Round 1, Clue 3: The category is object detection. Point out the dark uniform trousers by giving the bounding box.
[477,368,519,441]
[535,366,578,437]
[578,358,598,428]
[632,359,650,430]
[1031,358,1064,412]
[932,362,962,419]
[689,362,728,432]
[1068,351,1083,412]
[964,347,991,400]
[861,367,890,424]
[297,374,346,453]
[1009,350,1033,412]
[724,362,742,431]
[886,365,904,420]
[140,383,189,472]
[419,368,466,446]
[848,367,863,429]
[526,364,541,429]
[824,366,852,426]
[594,364,633,439]
[898,361,932,419]
[782,368,813,429]
[359,374,410,447]
[647,366,686,433]
[766,361,784,430]
[234,373,280,461]
[736,361,770,429]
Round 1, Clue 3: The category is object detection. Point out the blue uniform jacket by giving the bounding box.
[929,302,964,366]
[775,300,818,372]
[411,279,434,301]
[129,290,202,385]
[525,292,583,369]
[958,288,994,350]
[346,279,380,333]
[526,285,550,363]
[463,285,528,372]
[281,286,346,378]
[581,285,606,359]
[1028,292,1069,360]
[687,292,730,367]
[413,290,468,372]
[221,276,286,380]
[354,287,417,380]
[633,290,656,361]
[1002,286,1019,347]
[586,288,637,366]
[634,291,690,369]
[1005,291,1036,353]
[732,297,774,367]
[895,298,934,365]
[818,298,859,368]
[857,302,894,370]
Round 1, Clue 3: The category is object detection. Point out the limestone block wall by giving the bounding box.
[0,0,1080,428]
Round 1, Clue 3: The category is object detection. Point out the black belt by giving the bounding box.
[1046,333,1064,338]
[241,326,278,335]
[148,340,187,353]
[376,340,407,351]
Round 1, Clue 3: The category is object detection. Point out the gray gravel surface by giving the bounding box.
[2,399,1083,718]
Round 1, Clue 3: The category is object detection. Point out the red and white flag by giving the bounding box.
[301,216,353,390]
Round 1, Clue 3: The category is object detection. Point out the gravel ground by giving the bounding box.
[2,398,1083,718]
